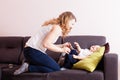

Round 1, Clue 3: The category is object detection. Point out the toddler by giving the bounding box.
[63,42,100,69]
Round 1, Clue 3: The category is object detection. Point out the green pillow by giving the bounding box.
[72,46,105,72]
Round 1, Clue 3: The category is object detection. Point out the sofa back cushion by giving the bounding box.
[63,35,106,49]
[46,37,62,62]
[0,37,24,64]
[19,36,30,63]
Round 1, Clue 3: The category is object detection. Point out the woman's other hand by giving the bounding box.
[63,42,73,49]
[62,46,71,54]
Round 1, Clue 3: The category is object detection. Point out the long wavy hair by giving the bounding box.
[42,11,76,38]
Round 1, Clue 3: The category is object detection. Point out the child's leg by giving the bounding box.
[63,54,73,69]
[69,50,79,63]
[70,49,78,55]
[63,50,78,69]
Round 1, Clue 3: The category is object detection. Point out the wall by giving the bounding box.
[0,0,120,79]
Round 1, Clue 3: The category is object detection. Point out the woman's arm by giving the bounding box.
[56,42,71,48]
[42,25,70,54]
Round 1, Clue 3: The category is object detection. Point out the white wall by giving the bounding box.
[0,0,120,79]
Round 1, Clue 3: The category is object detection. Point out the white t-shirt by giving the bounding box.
[78,49,92,58]
[26,25,61,53]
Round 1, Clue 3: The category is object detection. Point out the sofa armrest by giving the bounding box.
[104,53,118,80]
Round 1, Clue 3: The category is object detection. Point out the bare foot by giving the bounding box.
[74,42,81,53]
[14,62,29,75]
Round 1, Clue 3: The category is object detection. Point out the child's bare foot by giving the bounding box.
[74,42,79,46]
[74,42,81,53]
[14,62,29,75]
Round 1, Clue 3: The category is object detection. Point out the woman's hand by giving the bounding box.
[63,42,70,47]
[62,46,71,54]
[63,42,73,49]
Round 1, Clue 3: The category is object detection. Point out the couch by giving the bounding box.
[0,35,118,80]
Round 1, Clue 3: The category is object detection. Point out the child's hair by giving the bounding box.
[42,11,76,38]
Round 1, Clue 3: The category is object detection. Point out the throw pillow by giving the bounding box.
[72,46,105,72]
[103,42,110,53]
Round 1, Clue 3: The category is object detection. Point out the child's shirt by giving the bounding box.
[77,49,92,58]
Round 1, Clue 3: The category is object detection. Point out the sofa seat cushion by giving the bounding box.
[49,69,104,80]
[10,73,49,80]
[2,68,49,80]
[0,63,49,80]
[0,63,21,80]
[0,68,1,80]
[0,64,20,75]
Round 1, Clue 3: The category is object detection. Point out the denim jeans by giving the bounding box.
[24,47,60,73]
[63,49,79,69]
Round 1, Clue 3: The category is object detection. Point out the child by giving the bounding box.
[63,42,100,69]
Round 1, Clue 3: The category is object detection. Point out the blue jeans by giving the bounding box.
[63,49,79,69]
[24,47,60,73]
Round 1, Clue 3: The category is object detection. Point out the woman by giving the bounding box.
[14,11,76,75]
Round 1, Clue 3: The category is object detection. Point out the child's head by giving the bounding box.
[90,45,100,52]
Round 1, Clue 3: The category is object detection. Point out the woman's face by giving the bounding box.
[68,19,76,30]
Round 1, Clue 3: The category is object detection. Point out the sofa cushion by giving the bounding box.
[62,36,106,49]
[103,42,110,53]
[49,70,104,80]
[0,37,24,64]
[72,46,105,72]
[0,63,48,80]
[46,37,62,62]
